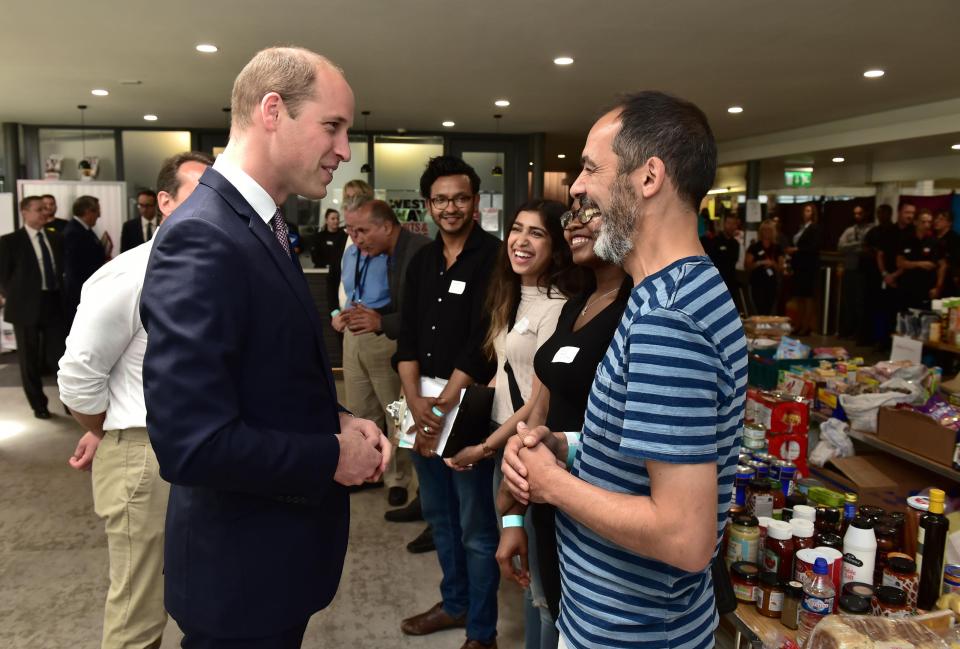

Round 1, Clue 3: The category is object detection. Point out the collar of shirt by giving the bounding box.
[72,216,92,231]
[23,223,43,239]
[430,222,486,262]
[213,155,278,226]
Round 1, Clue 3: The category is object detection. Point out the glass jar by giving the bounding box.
[860,505,886,524]
[883,556,918,611]
[725,514,760,567]
[815,506,841,535]
[875,525,899,586]
[756,573,785,618]
[815,532,843,552]
[731,561,760,603]
[873,586,911,618]
[747,479,773,519]
[839,593,872,616]
[770,479,786,520]
[842,581,875,601]
[781,580,803,630]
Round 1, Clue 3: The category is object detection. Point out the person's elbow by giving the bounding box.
[672,527,716,573]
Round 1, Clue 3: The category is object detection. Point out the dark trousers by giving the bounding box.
[12,292,65,412]
[180,620,309,649]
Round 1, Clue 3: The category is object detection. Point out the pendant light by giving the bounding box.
[359,110,372,174]
[491,114,503,176]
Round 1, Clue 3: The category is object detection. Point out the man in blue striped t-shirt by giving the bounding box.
[503,91,747,649]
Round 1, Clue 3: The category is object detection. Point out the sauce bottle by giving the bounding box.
[917,488,949,610]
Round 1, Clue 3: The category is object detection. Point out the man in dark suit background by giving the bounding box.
[63,195,106,326]
[120,189,159,252]
[140,47,390,649]
[0,195,65,418]
[42,194,69,235]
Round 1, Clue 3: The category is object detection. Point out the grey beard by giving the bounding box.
[594,176,638,265]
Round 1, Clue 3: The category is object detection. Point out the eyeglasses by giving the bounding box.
[137,203,155,209]
[560,207,601,229]
[430,195,473,210]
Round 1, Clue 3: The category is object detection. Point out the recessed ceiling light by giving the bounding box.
[529,162,533,166]
[557,154,566,159]
[442,120,455,128]
[832,157,845,163]
[494,99,510,107]
[727,106,743,114]
[196,44,219,53]
[863,69,885,78]
[143,114,158,121]
[553,56,574,66]
[91,89,109,97]
[952,144,960,151]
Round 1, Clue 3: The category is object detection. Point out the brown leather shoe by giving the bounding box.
[400,602,466,636]
[460,640,498,649]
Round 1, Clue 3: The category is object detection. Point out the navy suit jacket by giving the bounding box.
[140,168,348,638]
[63,218,105,319]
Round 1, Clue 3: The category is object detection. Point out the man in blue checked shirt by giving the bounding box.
[502,91,747,649]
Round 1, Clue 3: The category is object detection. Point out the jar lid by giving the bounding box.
[749,478,771,490]
[759,572,782,588]
[839,594,872,614]
[757,517,773,528]
[787,580,804,596]
[859,505,886,518]
[887,512,905,523]
[851,516,874,530]
[732,562,759,582]
[790,519,815,538]
[875,586,907,606]
[733,514,759,527]
[793,504,817,521]
[908,495,930,512]
[767,520,793,541]
[816,532,843,547]
[875,525,897,538]
[842,582,875,599]
[819,507,841,523]
[887,556,916,574]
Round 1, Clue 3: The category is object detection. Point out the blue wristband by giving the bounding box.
[431,406,444,417]
[564,431,580,467]
[502,515,524,529]
[330,308,341,317]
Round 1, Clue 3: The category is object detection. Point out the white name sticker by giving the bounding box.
[326,240,334,246]
[449,280,466,295]
[552,346,580,364]
[513,317,530,334]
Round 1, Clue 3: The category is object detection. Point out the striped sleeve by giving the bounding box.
[620,307,719,463]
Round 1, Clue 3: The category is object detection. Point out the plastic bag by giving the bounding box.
[880,376,927,404]
[809,418,855,467]
[806,614,948,649]
[840,391,914,432]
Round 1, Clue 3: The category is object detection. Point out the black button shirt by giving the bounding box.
[394,223,500,383]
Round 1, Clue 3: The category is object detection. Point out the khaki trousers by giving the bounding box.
[92,428,170,649]
[342,329,414,491]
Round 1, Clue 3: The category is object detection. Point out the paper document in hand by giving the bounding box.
[397,377,465,454]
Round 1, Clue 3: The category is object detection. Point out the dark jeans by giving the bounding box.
[180,619,308,649]
[411,453,500,643]
[12,291,65,412]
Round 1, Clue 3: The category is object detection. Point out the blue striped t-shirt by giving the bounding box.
[556,256,747,649]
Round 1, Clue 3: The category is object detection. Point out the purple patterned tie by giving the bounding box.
[270,208,291,258]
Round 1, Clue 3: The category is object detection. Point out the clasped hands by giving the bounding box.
[331,303,381,335]
[334,413,391,486]
[501,422,568,505]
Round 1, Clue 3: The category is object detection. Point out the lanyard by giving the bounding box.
[352,253,370,303]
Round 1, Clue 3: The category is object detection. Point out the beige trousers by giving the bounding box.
[92,428,170,649]
[342,329,414,491]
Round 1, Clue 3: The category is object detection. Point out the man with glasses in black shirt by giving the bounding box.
[394,156,501,649]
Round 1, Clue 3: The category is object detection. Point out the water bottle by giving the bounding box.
[798,557,835,646]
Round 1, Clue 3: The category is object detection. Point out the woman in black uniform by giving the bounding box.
[745,219,783,315]
[495,200,630,646]
[785,203,822,335]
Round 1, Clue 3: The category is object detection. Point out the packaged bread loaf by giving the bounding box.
[806,614,948,649]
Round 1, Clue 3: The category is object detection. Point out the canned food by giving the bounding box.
[944,565,960,595]
[747,461,770,480]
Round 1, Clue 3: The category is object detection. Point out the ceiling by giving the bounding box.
[2,0,960,170]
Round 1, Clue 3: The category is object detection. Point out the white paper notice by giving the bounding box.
[397,376,465,455]
[552,346,580,363]
[890,335,922,364]
[480,207,500,233]
[513,317,530,334]
[449,280,466,295]
[746,198,761,224]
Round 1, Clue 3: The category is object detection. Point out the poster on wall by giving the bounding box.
[385,190,428,222]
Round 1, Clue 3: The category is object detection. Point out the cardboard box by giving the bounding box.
[767,430,809,478]
[877,406,958,468]
[809,453,945,511]
[746,389,809,434]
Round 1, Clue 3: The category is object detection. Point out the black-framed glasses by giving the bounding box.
[560,207,601,229]
[137,203,155,209]
[430,195,474,210]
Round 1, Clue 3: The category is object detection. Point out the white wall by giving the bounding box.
[121,131,191,200]
[373,140,444,192]
[37,129,117,181]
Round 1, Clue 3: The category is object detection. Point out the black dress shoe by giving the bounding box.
[388,486,408,507]
[385,495,423,522]
[34,408,51,420]
[406,525,435,554]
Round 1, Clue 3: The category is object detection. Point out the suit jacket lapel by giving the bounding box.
[200,169,337,399]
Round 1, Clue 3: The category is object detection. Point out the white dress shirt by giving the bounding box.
[22,224,57,290]
[57,239,154,430]
[212,156,278,225]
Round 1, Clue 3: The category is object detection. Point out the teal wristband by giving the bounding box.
[564,431,580,467]
[502,515,524,529]
[330,308,341,317]
[431,406,444,417]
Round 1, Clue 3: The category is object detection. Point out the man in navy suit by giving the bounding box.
[63,195,107,326]
[140,47,390,649]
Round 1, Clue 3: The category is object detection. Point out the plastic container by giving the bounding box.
[795,546,843,595]
[842,516,877,588]
[798,557,836,647]
[764,520,795,582]
[793,504,817,523]
[791,518,816,555]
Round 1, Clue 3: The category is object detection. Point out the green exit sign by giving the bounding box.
[784,168,813,187]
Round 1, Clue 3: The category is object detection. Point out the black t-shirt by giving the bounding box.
[533,278,632,432]
[867,223,913,274]
[745,241,782,285]
[899,235,940,298]
[705,234,739,285]
[310,228,348,271]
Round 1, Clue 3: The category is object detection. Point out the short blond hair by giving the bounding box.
[230,46,337,130]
